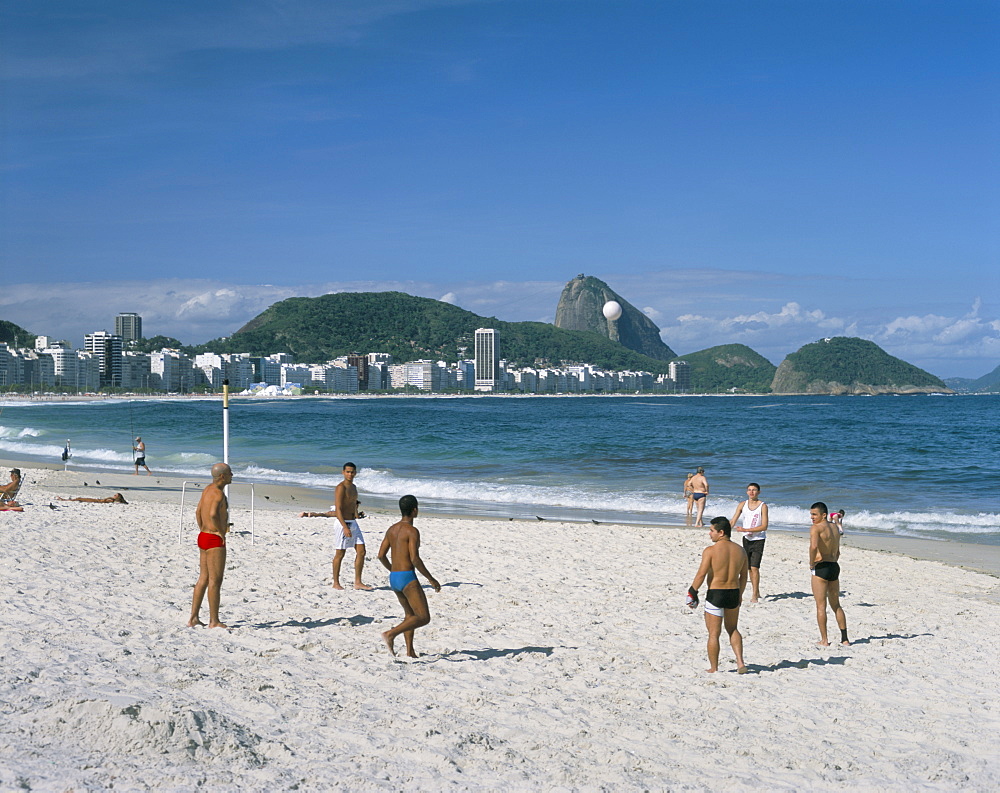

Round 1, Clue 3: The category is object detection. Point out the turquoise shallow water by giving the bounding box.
[1,393,997,544]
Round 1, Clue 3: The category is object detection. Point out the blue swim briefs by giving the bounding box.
[389,570,418,592]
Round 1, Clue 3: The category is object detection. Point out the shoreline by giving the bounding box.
[6,457,999,578]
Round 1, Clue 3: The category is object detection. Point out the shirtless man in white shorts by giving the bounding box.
[332,462,372,590]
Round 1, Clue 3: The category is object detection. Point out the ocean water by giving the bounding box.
[1,394,997,544]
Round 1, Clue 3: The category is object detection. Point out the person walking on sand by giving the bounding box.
[188,463,232,629]
[687,516,749,674]
[690,467,709,527]
[378,495,441,658]
[809,501,850,647]
[133,437,151,475]
[332,462,372,591]
[732,483,769,603]
[683,472,695,525]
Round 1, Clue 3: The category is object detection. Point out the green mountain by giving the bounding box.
[771,337,948,394]
[671,344,776,393]
[208,292,676,374]
[0,319,36,348]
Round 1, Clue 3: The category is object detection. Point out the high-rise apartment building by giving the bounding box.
[474,328,498,392]
[669,360,690,393]
[84,331,123,387]
[115,312,143,344]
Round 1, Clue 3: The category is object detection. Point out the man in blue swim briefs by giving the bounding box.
[809,502,850,647]
[377,495,441,658]
[687,516,749,674]
[689,467,709,527]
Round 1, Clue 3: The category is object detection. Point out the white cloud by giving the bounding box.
[439,292,457,304]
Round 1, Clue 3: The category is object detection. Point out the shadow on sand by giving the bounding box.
[765,591,813,601]
[849,632,932,645]
[746,656,850,674]
[437,646,561,662]
[243,614,376,629]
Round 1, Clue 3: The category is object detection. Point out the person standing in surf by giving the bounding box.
[133,437,151,475]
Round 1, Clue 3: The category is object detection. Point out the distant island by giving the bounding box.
[771,337,948,395]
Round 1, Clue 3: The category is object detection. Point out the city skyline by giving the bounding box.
[2,1,997,378]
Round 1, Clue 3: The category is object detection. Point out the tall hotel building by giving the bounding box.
[85,330,123,387]
[115,312,143,344]
[474,328,498,392]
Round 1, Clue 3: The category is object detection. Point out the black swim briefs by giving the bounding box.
[813,561,840,581]
[742,537,765,568]
[706,588,741,610]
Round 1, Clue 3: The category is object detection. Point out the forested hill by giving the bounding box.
[671,344,777,393]
[0,319,36,348]
[212,292,675,373]
[771,337,948,394]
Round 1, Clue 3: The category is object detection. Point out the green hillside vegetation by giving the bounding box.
[0,319,36,348]
[204,292,675,374]
[774,337,946,391]
[671,344,776,393]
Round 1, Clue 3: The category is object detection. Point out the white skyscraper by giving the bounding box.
[84,330,123,388]
[474,328,498,392]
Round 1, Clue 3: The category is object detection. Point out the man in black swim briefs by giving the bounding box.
[809,502,850,647]
[687,516,749,674]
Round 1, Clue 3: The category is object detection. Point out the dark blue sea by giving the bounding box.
[1,394,997,544]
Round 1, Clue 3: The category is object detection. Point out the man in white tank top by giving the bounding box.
[732,483,768,603]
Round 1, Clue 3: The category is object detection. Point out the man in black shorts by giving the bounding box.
[133,437,151,475]
[732,483,769,602]
[809,501,850,646]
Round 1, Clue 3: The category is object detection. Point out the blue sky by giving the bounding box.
[2,0,997,377]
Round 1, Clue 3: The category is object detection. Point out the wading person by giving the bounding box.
[133,437,151,475]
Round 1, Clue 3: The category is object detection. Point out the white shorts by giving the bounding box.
[335,519,365,550]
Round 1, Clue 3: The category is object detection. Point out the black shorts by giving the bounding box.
[742,537,765,568]
[813,561,840,581]
[135,457,146,466]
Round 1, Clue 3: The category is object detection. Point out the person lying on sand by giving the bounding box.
[687,516,749,674]
[299,508,336,518]
[57,493,129,504]
[809,502,850,647]
[377,495,441,658]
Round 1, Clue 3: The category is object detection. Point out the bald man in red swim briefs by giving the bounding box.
[188,463,233,628]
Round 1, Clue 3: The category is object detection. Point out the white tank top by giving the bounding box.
[741,501,766,540]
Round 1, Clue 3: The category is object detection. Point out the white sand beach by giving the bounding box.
[2,465,999,791]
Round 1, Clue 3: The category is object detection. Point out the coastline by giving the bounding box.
[6,458,999,578]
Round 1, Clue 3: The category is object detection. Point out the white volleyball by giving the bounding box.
[602,300,623,321]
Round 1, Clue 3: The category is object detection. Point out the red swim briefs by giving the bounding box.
[197,531,225,550]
